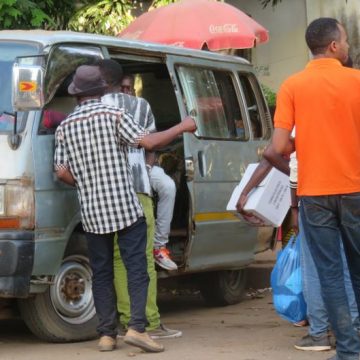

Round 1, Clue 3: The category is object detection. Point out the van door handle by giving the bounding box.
[185,157,195,182]
[198,151,206,177]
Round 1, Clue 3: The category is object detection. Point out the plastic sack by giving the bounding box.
[271,235,307,323]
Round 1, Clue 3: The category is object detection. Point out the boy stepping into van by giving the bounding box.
[120,74,178,272]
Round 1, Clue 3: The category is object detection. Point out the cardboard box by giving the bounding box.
[226,163,290,227]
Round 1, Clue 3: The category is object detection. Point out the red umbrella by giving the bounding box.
[119,0,269,51]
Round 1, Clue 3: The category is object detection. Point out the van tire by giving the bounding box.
[18,235,97,343]
[199,269,247,306]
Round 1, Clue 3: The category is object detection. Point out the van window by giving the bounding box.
[39,58,182,135]
[44,45,103,105]
[39,45,103,134]
[213,71,245,140]
[38,97,76,135]
[238,73,265,139]
[135,71,181,131]
[176,66,244,140]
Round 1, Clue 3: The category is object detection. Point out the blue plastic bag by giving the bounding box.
[270,235,307,323]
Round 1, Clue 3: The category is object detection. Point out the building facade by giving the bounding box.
[229,0,360,92]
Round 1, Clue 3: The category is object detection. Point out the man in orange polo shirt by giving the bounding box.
[265,18,360,360]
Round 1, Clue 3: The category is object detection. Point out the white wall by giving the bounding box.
[227,0,360,91]
[306,0,360,68]
[228,0,309,91]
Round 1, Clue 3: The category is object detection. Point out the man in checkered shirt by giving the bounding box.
[54,65,196,353]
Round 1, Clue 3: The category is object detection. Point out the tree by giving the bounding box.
[42,0,90,30]
[259,0,347,7]
[0,0,51,29]
[68,0,134,35]
[0,0,221,34]
[148,0,178,10]
[0,0,90,30]
[68,0,179,36]
[258,0,283,8]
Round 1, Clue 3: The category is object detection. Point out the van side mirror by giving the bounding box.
[12,63,44,111]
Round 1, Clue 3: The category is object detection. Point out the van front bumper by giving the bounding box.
[0,231,34,298]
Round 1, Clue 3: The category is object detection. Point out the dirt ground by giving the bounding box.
[0,249,336,360]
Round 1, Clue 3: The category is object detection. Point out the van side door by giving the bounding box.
[32,44,103,274]
[166,55,274,272]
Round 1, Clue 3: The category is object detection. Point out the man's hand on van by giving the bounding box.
[140,117,197,151]
[181,116,197,133]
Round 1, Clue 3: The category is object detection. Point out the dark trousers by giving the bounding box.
[300,194,360,360]
[85,217,149,337]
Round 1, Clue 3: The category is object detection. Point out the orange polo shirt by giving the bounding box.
[274,58,360,196]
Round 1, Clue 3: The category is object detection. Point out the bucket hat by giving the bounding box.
[68,65,107,96]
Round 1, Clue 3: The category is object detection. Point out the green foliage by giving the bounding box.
[258,0,283,8]
[0,0,201,33]
[0,0,91,30]
[0,0,51,29]
[151,0,177,4]
[261,84,276,107]
[42,0,91,30]
[68,0,135,36]
[259,0,346,8]
[68,0,180,35]
[148,0,178,10]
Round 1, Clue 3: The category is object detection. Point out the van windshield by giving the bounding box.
[0,42,39,133]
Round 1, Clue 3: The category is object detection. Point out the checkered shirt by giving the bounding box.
[102,93,156,196]
[54,99,148,234]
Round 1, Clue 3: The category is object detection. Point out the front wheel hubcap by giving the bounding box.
[50,255,95,325]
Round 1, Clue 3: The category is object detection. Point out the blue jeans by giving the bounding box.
[300,194,360,360]
[85,217,149,337]
[300,215,360,337]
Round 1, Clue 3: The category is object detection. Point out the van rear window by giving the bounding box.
[44,45,103,104]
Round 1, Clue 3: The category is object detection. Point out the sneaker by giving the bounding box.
[98,335,117,351]
[148,324,182,339]
[124,328,165,353]
[153,247,178,271]
[294,334,331,351]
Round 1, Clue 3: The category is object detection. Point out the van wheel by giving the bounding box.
[18,252,97,342]
[199,269,247,306]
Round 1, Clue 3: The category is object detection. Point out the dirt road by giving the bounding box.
[0,289,335,360]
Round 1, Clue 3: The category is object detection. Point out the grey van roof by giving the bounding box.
[0,30,250,65]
